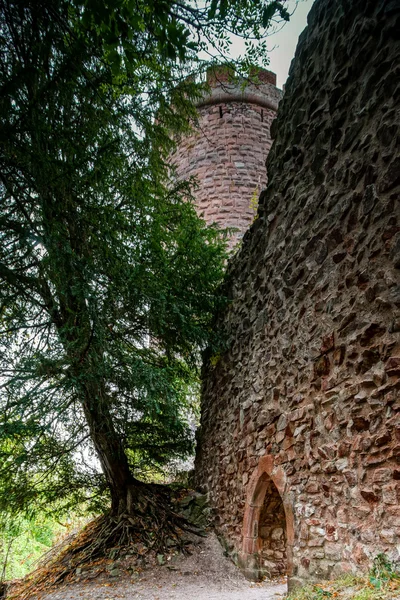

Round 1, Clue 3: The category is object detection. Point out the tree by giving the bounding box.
[0,0,290,565]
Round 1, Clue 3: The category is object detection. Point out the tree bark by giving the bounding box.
[80,384,134,514]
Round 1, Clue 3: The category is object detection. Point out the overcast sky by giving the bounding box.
[267,0,315,87]
[230,0,316,88]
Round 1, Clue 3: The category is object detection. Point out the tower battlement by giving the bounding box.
[196,67,281,114]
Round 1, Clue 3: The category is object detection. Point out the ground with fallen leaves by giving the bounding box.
[8,534,287,600]
[287,573,400,600]
[7,532,400,600]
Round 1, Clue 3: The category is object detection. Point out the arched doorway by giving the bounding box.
[240,455,294,584]
[258,473,287,578]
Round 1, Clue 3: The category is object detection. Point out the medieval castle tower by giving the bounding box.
[171,67,282,247]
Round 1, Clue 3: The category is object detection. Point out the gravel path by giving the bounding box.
[36,534,287,600]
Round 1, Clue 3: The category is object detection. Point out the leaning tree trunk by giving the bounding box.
[15,311,204,596]
[74,352,175,520]
[50,362,202,574]
[79,374,136,515]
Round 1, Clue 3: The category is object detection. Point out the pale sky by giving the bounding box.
[230,0,316,88]
[266,0,315,87]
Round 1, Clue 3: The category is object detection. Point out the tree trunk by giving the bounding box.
[79,375,137,514]
[40,198,151,516]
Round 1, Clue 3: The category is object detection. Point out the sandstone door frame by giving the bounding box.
[240,455,294,581]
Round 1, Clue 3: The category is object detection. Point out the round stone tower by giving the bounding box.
[171,67,282,247]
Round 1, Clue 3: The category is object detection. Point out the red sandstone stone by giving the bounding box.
[320,333,335,353]
[360,489,379,503]
[194,0,400,588]
[170,73,281,249]
[385,357,400,375]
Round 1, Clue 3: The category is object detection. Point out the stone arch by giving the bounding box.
[239,455,294,583]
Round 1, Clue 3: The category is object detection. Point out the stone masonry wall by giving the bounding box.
[171,69,282,248]
[259,477,287,577]
[195,0,400,589]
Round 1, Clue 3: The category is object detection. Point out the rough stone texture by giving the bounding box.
[171,68,282,248]
[259,478,287,578]
[195,0,400,590]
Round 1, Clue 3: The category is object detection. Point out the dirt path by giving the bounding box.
[36,534,287,600]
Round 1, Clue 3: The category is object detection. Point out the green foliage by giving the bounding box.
[369,554,400,589]
[0,0,292,517]
[0,513,59,580]
[0,510,91,580]
[287,557,400,600]
[249,187,260,221]
[209,353,221,367]
[287,585,333,600]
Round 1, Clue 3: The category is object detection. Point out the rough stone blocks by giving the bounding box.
[195,0,400,588]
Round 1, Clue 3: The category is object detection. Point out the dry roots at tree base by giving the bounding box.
[8,485,205,600]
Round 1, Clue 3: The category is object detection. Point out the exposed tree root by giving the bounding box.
[7,485,206,600]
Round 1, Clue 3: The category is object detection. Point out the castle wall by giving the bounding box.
[171,70,282,247]
[195,0,400,589]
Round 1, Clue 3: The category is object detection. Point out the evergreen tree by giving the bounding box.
[0,0,289,558]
